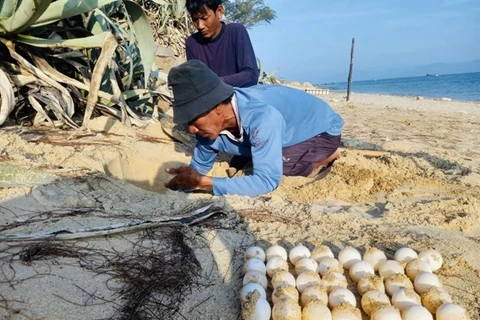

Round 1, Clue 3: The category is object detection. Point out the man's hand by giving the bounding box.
[165,166,212,191]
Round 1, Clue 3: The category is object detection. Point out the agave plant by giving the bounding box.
[0,0,174,128]
[139,0,194,57]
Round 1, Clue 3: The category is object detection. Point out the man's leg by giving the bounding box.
[282,133,341,177]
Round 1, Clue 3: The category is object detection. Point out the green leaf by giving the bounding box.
[174,0,186,19]
[33,0,118,27]
[15,32,110,48]
[0,0,52,35]
[123,0,154,89]
[86,10,109,35]
[0,0,19,19]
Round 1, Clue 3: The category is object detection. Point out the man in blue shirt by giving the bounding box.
[185,0,259,87]
[165,60,344,197]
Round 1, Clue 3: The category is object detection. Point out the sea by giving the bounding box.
[323,72,480,102]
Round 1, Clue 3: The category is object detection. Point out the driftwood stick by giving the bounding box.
[0,204,225,242]
[340,147,390,158]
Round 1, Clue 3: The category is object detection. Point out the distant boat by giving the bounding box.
[426,73,439,77]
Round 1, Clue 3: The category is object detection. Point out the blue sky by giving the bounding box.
[246,0,480,83]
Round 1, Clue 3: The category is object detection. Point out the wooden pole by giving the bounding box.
[346,37,355,102]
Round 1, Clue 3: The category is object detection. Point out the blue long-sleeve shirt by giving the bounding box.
[186,22,259,87]
[189,85,344,197]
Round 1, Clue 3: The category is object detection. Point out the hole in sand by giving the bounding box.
[103,153,182,193]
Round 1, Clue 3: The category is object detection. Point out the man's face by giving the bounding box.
[187,106,223,140]
[191,5,224,39]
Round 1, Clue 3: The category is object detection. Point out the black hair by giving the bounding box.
[186,0,222,16]
[220,93,233,105]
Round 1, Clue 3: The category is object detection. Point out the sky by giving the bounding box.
[246,0,480,83]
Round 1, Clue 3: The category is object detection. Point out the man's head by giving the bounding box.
[186,0,224,39]
[168,60,234,139]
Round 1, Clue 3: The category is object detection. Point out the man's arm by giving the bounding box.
[212,112,285,196]
[220,25,259,87]
[189,139,218,175]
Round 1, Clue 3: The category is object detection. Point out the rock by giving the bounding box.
[303,82,314,88]
[416,96,424,100]
[441,97,452,102]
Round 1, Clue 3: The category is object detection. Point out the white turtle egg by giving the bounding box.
[357,274,385,295]
[296,270,321,293]
[320,271,348,293]
[302,300,332,320]
[338,246,362,269]
[289,244,311,265]
[243,270,268,290]
[391,288,421,311]
[406,259,432,281]
[266,245,288,261]
[394,247,418,265]
[295,258,318,275]
[378,260,404,278]
[402,305,433,320]
[436,303,470,320]
[311,245,334,263]
[244,246,266,262]
[370,305,402,320]
[300,285,328,307]
[414,272,441,294]
[271,270,296,289]
[384,273,413,296]
[243,258,267,275]
[272,285,299,304]
[331,303,362,320]
[266,256,289,277]
[361,290,390,316]
[241,291,271,320]
[363,247,387,271]
[317,257,343,276]
[349,260,375,282]
[272,297,301,320]
[421,286,452,314]
[418,250,443,272]
[240,283,267,302]
[328,288,356,309]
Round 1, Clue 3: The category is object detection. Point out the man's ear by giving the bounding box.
[214,104,223,115]
[216,4,224,19]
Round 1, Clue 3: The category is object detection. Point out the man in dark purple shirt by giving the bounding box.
[185,0,259,87]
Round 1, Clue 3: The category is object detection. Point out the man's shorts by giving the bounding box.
[282,132,341,177]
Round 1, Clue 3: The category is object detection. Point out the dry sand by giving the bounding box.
[0,92,479,319]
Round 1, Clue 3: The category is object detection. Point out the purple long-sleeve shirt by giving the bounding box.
[186,22,259,87]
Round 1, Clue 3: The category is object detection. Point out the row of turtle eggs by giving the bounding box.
[241,244,469,320]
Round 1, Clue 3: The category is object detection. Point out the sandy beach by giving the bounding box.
[1,91,479,319]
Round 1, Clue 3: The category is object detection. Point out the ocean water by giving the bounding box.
[324,72,480,101]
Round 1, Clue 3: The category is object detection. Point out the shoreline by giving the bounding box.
[330,90,480,103]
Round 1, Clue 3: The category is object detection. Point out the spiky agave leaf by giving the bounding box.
[32,0,119,27]
[15,32,111,48]
[0,0,52,35]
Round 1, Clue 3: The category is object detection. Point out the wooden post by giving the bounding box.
[346,37,355,102]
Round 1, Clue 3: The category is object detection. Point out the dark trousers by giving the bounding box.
[282,133,341,177]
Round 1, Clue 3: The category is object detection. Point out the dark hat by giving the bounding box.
[167,60,234,124]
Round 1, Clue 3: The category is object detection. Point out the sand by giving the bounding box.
[0,92,479,319]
